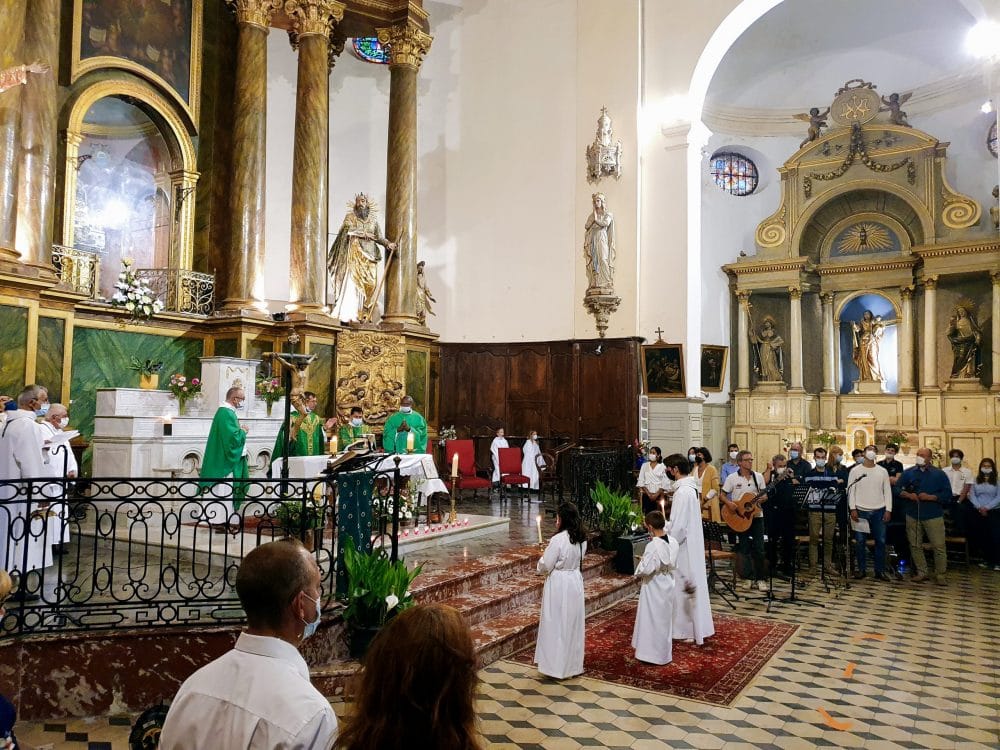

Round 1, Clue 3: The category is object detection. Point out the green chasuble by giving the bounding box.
[271,411,326,464]
[337,422,365,447]
[382,409,428,453]
[199,405,249,508]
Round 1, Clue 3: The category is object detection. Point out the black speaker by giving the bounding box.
[613,531,651,575]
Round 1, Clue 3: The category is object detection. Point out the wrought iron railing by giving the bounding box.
[136,267,216,315]
[51,245,100,298]
[566,446,635,528]
[0,459,405,638]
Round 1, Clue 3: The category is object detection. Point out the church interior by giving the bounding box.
[1,0,999,747]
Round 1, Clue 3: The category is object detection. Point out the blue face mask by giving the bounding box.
[301,592,321,640]
[789,450,799,460]
[36,403,50,417]
[351,417,363,427]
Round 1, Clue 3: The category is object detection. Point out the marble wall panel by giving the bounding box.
[0,304,28,396]
[35,316,65,402]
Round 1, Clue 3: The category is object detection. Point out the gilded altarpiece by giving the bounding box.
[334,330,407,428]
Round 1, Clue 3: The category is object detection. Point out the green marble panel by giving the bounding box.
[36,317,66,403]
[247,338,273,364]
[214,338,238,358]
[0,304,28,398]
[308,342,335,419]
[70,327,204,441]
[406,349,428,415]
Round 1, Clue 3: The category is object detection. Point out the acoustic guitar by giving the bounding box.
[721,478,777,533]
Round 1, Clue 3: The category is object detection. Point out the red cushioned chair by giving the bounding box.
[498,446,530,503]
[445,439,491,499]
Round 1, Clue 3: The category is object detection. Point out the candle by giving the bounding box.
[402,530,409,537]
[451,452,459,478]
[329,435,338,454]
[536,514,543,544]
[659,499,666,517]
[464,518,469,526]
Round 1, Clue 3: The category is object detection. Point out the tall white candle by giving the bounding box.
[536,514,543,544]
[406,431,415,452]
[451,452,459,478]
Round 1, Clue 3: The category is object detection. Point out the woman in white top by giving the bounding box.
[637,446,668,514]
[521,431,543,491]
[632,510,680,665]
[490,427,509,483]
[535,502,588,679]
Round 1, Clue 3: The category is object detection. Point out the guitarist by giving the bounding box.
[721,451,768,591]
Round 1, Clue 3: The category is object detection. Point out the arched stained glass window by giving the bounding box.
[352,37,390,64]
[709,151,759,196]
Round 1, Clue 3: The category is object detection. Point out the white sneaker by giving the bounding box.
[756,580,768,592]
[742,579,754,591]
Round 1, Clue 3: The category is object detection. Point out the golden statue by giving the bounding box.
[851,310,885,382]
[327,194,396,323]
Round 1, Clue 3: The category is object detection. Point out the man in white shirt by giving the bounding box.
[847,444,892,581]
[160,539,337,750]
[721,451,768,590]
[39,403,77,554]
[943,448,974,537]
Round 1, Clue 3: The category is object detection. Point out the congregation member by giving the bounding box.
[850,448,864,468]
[692,447,721,523]
[805,446,838,575]
[879,443,909,577]
[489,427,508,484]
[521,431,543,492]
[720,442,740,484]
[943,448,974,537]
[271,391,328,466]
[665,454,714,644]
[637,446,668,514]
[534,502,587,680]
[763,454,796,579]
[337,406,366,449]
[39,403,77,554]
[721,450,768,591]
[382,396,427,454]
[786,441,811,484]
[847,445,893,580]
[160,539,337,749]
[968,457,999,570]
[199,386,249,526]
[631,510,679,665]
[334,603,482,750]
[899,447,952,585]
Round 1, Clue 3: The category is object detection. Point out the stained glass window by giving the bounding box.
[709,151,759,196]
[988,121,998,158]
[352,37,390,64]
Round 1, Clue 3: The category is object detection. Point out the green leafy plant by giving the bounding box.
[884,430,908,447]
[341,537,422,629]
[590,480,639,543]
[810,431,837,448]
[128,357,163,376]
[275,499,325,535]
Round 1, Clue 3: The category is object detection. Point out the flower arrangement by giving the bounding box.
[372,493,414,523]
[591,480,639,548]
[110,258,163,323]
[884,430,909,448]
[256,375,284,406]
[168,373,202,412]
[810,431,838,449]
[437,425,458,446]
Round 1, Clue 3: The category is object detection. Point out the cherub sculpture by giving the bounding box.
[794,107,830,148]
[880,92,912,127]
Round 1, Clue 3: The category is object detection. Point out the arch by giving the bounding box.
[834,289,901,322]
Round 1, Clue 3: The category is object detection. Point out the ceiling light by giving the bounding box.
[967,21,1000,60]
[982,100,994,114]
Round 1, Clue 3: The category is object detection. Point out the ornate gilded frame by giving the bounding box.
[700,345,728,393]
[641,343,685,398]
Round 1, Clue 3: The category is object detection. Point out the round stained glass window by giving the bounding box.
[709,151,759,196]
[988,121,998,158]
[352,37,390,64]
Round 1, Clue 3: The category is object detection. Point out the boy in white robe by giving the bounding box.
[632,510,680,665]
[490,428,509,484]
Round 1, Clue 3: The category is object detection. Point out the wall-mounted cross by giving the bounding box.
[654,327,665,342]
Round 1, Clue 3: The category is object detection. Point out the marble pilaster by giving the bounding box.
[921,276,939,391]
[286,0,344,311]
[992,272,1000,392]
[377,22,432,327]
[898,286,915,392]
[736,291,750,390]
[821,292,835,392]
[0,1,27,260]
[788,286,803,390]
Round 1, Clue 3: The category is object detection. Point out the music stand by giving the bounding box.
[802,479,841,593]
[765,489,822,612]
[702,520,738,609]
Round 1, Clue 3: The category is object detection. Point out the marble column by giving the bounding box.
[0,1,27,260]
[992,272,1000,392]
[222,0,280,310]
[737,291,751,390]
[898,286,915,392]
[921,276,939,390]
[377,22,432,326]
[14,0,58,268]
[788,286,804,390]
[286,0,343,311]
[821,292,836,392]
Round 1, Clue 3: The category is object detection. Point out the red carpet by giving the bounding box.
[510,600,797,705]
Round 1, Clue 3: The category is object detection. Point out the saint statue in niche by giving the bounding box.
[947,303,983,379]
[750,316,784,382]
[851,310,885,382]
[415,260,436,326]
[584,192,616,292]
[327,194,396,323]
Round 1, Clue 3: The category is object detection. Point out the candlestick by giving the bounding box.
[536,514,543,544]
[451,452,459,478]
[406,431,415,453]
[659,499,665,517]
[449,475,458,524]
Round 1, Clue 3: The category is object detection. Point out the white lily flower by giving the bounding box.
[385,594,399,610]
[595,502,604,514]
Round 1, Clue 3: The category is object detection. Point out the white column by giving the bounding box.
[821,292,835,392]
[921,276,938,390]
[992,272,1000,392]
[737,291,750,390]
[789,286,804,390]
[898,286,915,392]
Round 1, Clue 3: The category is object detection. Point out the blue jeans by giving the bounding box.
[855,508,887,575]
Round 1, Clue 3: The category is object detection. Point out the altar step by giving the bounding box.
[309,544,638,697]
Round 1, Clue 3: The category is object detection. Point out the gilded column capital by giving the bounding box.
[327,29,346,70]
[819,292,834,305]
[285,0,344,40]
[900,285,914,300]
[227,0,282,29]
[787,286,802,300]
[736,289,752,306]
[376,22,433,69]
[991,270,1000,286]
[924,275,939,290]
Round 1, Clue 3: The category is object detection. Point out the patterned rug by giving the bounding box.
[508,599,798,705]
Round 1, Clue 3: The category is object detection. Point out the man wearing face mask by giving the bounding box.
[160,539,337,749]
[522,431,544,491]
[382,396,427,454]
[786,441,811,486]
[271,392,327,468]
[763,455,796,579]
[199,387,250,526]
[39,403,77,555]
[720,443,741,484]
[805,446,839,576]
[879,443,909,577]
[847,445,893,581]
[337,406,367,449]
[899,447,952,584]
[26,384,49,421]
[942,448,973,538]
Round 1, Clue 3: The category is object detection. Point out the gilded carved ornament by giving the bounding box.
[924,276,939,290]
[787,286,802,300]
[335,331,406,425]
[284,0,345,39]
[900,286,914,300]
[755,204,786,249]
[376,23,432,68]
[227,0,282,28]
[940,171,981,229]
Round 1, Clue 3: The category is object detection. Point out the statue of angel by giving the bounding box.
[880,92,911,127]
[794,107,830,148]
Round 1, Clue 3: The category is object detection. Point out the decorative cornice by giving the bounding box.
[376,21,432,69]
[815,259,917,276]
[227,0,282,29]
[284,0,344,39]
[722,257,811,277]
[911,239,1000,258]
[924,275,939,290]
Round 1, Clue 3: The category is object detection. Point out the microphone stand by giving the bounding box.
[768,476,821,611]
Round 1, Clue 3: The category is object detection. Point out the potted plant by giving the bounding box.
[884,430,909,453]
[109,258,164,324]
[590,480,639,549]
[129,357,163,390]
[275,499,326,550]
[341,537,422,658]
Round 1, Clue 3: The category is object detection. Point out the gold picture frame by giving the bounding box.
[72,0,203,126]
[700,345,729,392]
[641,343,685,398]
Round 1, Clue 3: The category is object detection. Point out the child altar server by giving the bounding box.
[534,502,588,679]
[632,510,681,665]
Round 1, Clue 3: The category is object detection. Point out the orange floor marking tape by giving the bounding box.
[843,662,856,678]
[817,707,854,731]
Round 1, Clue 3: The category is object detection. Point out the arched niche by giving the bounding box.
[836,291,900,394]
[798,191,922,264]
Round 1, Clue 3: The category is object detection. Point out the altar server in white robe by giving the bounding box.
[632,510,680,664]
[664,453,714,645]
[522,431,543,491]
[490,427,509,484]
[0,386,53,577]
[535,502,588,679]
[39,404,77,549]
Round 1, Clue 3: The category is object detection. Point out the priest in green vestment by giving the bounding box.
[382,395,428,453]
[199,386,249,519]
[337,405,366,448]
[271,391,328,466]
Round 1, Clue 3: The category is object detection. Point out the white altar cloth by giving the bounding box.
[273,453,448,496]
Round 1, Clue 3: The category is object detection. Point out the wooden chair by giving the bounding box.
[445,439,491,499]
[498,446,530,502]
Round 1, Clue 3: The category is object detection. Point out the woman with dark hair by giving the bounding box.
[535,502,588,679]
[335,603,483,750]
[693,447,721,522]
[969,457,1000,571]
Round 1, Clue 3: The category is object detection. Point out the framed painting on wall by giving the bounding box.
[700,345,728,392]
[641,343,685,397]
[72,0,203,123]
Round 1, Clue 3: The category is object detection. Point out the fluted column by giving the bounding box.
[821,292,836,392]
[788,286,804,390]
[921,276,939,390]
[14,0,58,267]
[377,21,432,326]
[286,0,343,311]
[0,1,27,260]
[737,290,751,390]
[898,286,915,392]
[992,272,1000,392]
[222,0,280,310]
